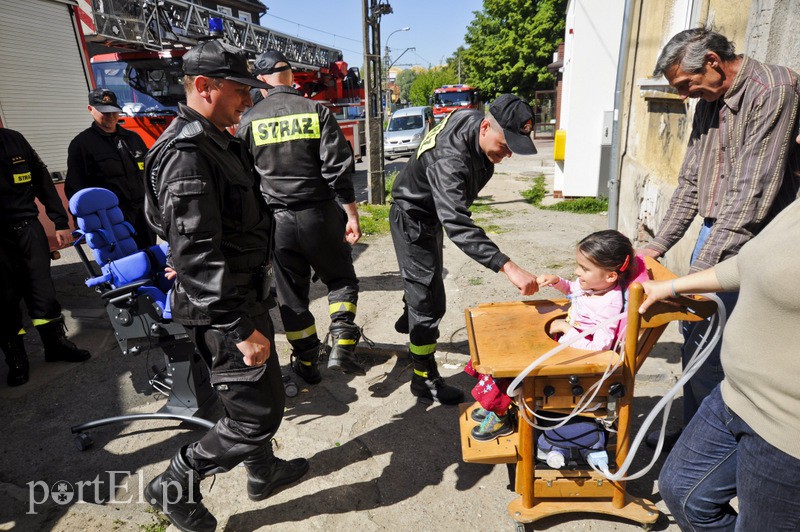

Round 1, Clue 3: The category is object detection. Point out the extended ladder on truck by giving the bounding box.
[80,0,342,68]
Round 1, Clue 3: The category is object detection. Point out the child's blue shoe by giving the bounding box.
[471,411,514,442]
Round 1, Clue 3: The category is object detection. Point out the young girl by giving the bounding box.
[466,230,635,442]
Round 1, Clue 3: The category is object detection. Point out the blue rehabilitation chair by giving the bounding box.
[67,187,218,451]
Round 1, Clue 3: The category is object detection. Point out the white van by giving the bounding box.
[384,106,435,160]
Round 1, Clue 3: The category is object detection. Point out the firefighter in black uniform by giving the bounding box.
[66,88,156,249]
[142,40,307,532]
[0,128,91,387]
[390,94,541,404]
[238,49,365,384]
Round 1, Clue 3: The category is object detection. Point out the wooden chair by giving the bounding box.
[459,257,716,529]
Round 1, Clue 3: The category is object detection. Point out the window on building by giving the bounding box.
[238,12,252,23]
[217,5,233,16]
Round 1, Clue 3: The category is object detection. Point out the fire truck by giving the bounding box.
[431,84,482,122]
[0,0,365,253]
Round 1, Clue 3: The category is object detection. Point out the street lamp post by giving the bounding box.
[384,26,410,121]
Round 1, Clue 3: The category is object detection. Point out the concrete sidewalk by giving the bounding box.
[0,141,685,531]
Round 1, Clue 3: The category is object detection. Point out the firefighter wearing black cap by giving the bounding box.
[390,94,541,404]
[0,128,91,387]
[142,40,307,532]
[66,88,155,249]
[238,49,365,384]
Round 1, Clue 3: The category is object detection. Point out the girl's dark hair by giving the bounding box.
[577,230,635,284]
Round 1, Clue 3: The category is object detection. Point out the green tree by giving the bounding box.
[462,0,567,101]
[395,68,418,103]
[408,67,457,106]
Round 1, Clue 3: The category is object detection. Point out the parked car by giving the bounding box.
[384,106,435,160]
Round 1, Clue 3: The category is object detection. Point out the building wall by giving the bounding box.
[616,0,756,274]
[554,0,625,198]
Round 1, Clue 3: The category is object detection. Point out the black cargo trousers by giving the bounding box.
[183,270,285,476]
[271,199,359,347]
[0,218,62,339]
[389,203,446,349]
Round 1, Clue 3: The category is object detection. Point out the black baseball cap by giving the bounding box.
[253,50,292,75]
[89,88,123,113]
[489,94,537,155]
[183,40,271,89]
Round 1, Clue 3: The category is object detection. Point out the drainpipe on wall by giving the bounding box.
[607,0,635,230]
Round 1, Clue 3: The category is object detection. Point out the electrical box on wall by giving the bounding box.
[554,129,566,161]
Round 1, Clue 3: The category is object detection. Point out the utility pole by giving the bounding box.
[362,0,391,204]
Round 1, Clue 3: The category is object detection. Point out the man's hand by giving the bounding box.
[501,260,539,295]
[636,247,661,259]
[164,267,177,281]
[342,202,361,245]
[235,329,271,367]
[55,229,72,247]
[536,274,561,288]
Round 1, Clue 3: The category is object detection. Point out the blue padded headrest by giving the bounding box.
[70,187,120,216]
[69,187,138,264]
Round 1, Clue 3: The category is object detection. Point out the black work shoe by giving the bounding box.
[410,374,465,405]
[2,336,29,387]
[645,428,683,452]
[144,448,217,532]
[327,323,366,375]
[292,356,322,385]
[37,319,91,363]
[327,346,366,375]
[290,344,322,385]
[244,446,310,502]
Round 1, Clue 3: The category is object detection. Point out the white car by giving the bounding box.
[384,106,435,160]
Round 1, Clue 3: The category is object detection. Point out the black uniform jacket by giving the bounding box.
[0,128,68,229]
[391,109,510,272]
[65,122,148,208]
[144,104,272,341]
[237,86,355,208]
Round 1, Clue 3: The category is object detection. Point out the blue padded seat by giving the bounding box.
[69,187,173,319]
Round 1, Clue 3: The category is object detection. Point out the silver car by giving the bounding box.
[384,106,435,160]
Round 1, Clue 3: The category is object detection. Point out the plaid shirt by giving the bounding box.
[648,55,800,271]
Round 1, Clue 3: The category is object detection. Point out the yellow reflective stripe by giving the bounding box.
[137,162,144,170]
[329,302,357,315]
[251,113,320,146]
[285,324,317,341]
[299,359,313,367]
[32,318,56,327]
[17,328,26,336]
[413,368,429,378]
[409,342,436,355]
[337,339,356,345]
[417,112,454,157]
[13,172,32,184]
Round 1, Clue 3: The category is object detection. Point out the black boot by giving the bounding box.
[36,318,91,363]
[291,343,323,385]
[394,299,409,334]
[144,447,217,532]
[243,443,309,501]
[2,336,29,387]
[327,322,366,375]
[409,354,464,405]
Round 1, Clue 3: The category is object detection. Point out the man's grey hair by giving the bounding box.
[485,111,500,129]
[653,28,737,77]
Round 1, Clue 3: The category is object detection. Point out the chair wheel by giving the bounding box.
[641,524,654,532]
[514,522,526,532]
[74,433,93,451]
